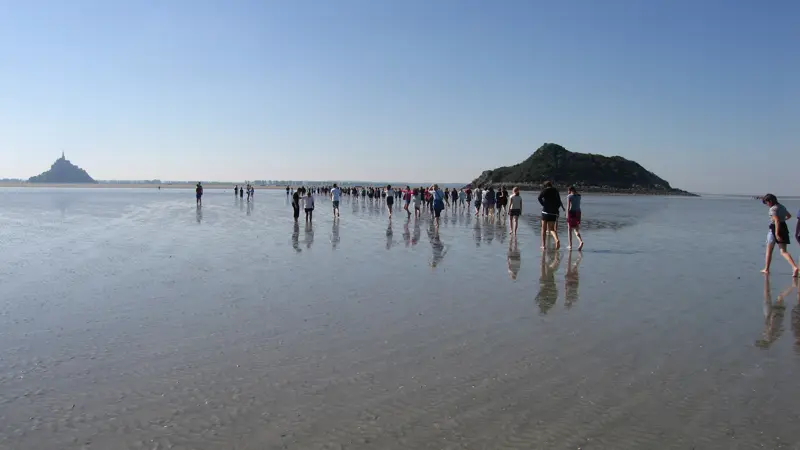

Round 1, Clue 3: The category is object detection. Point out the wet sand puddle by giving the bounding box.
[1,189,799,449]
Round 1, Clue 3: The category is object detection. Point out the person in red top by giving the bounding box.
[402,186,412,217]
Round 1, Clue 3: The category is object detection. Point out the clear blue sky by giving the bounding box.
[0,0,796,193]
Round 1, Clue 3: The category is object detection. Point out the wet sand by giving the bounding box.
[1,189,799,449]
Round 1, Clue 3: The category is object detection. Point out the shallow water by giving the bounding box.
[1,188,799,449]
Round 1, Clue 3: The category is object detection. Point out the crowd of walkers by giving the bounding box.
[284,182,586,251]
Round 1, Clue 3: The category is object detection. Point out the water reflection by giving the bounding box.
[304,223,314,249]
[535,250,561,315]
[793,278,800,354]
[429,224,446,268]
[402,218,411,247]
[247,200,252,216]
[507,237,521,280]
[196,205,203,224]
[412,218,421,246]
[473,219,482,247]
[756,276,792,349]
[331,219,340,249]
[564,251,582,309]
[386,219,394,250]
[291,223,301,252]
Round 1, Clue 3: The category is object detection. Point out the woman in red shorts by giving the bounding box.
[567,186,584,250]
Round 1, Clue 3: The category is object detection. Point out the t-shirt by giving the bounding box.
[331,188,341,201]
[538,187,563,214]
[567,193,581,212]
[769,203,789,223]
[474,190,482,203]
[386,189,394,198]
[459,191,466,200]
[292,192,300,205]
[304,196,315,209]
[412,193,421,205]
[509,194,523,210]
[483,190,495,203]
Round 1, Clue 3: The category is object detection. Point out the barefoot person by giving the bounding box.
[291,188,301,222]
[508,186,522,235]
[567,186,584,250]
[330,183,341,218]
[762,193,799,276]
[385,185,395,217]
[195,182,203,206]
[304,191,315,223]
[538,181,564,249]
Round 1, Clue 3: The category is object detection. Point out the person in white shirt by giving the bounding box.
[330,183,341,218]
[304,191,315,223]
[385,185,395,217]
[508,186,523,235]
[474,187,483,217]
[412,188,422,218]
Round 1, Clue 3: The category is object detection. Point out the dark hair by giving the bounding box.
[543,181,553,188]
[568,186,577,193]
[763,193,778,205]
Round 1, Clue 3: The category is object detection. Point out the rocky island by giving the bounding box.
[29,152,97,184]
[471,143,697,196]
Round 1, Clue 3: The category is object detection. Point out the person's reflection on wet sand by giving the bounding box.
[331,219,340,249]
[247,200,252,216]
[291,223,301,253]
[756,276,792,348]
[507,237,521,280]
[304,223,314,249]
[793,278,800,354]
[535,250,561,315]
[412,218,421,246]
[564,251,582,309]
[473,219,482,247]
[196,205,203,224]
[429,224,446,268]
[386,219,394,250]
[403,217,411,247]
[239,196,245,212]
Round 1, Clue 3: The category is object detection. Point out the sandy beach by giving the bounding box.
[0,188,796,449]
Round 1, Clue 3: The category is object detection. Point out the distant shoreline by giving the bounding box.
[0,182,285,190]
[0,182,699,196]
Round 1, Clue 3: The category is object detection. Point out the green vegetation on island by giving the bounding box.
[471,143,697,196]
[29,153,97,184]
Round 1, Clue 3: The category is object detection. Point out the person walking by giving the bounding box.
[195,182,203,206]
[508,186,522,235]
[291,188,301,222]
[762,193,799,276]
[304,191,315,223]
[330,183,341,218]
[566,186,584,250]
[538,181,565,249]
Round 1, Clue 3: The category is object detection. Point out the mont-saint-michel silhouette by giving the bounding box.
[28,152,97,183]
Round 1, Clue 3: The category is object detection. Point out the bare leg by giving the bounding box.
[549,222,560,249]
[763,242,775,273]
[778,244,799,276]
[575,226,584,250]
[541,221,547,249]
[567,226,573,249]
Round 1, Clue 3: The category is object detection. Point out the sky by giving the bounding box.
[0,0,797,194]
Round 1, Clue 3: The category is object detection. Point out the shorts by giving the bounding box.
[305,208,314,213]
[434,207,443,218]
[509,209,521,217]
[769,222,791,245]
[387,197,394,206]
[475,200,481,207]
[567,211,581,227]
[196,194,202,200]
[332,200,339,208]
[541,212,559,222]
